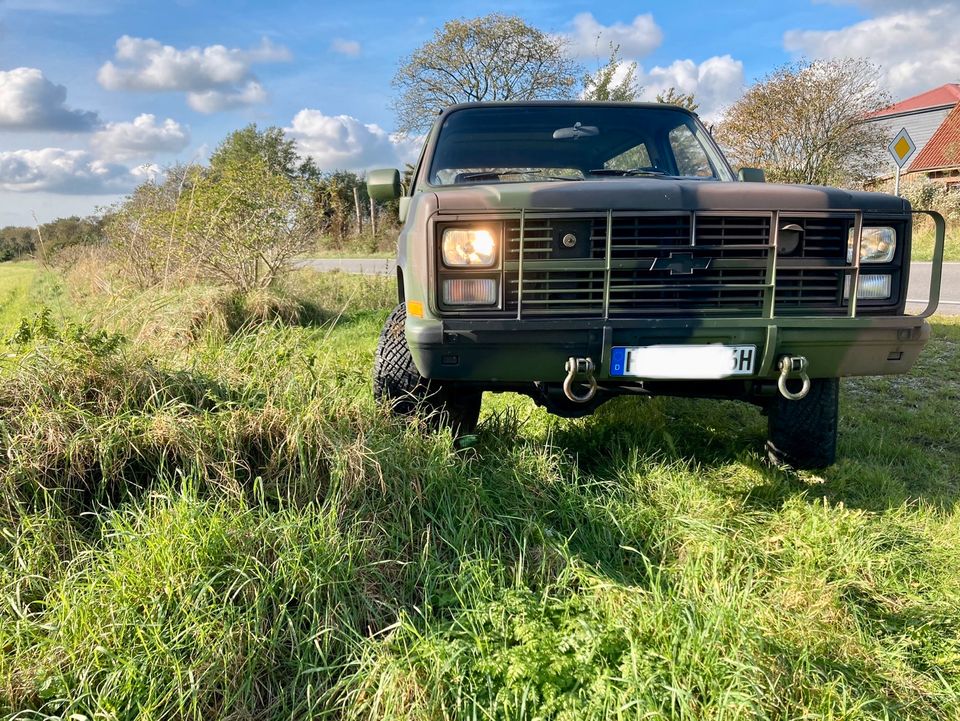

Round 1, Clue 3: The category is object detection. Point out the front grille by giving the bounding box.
[467,211,863,318]
[505,270,605,315]
[780,216,849,259]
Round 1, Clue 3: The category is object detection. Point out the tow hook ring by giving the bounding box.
[777,355,811,401]
[563,357,598,403]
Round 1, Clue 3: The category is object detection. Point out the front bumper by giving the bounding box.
[408,209,947,385]
[407,315,932,383]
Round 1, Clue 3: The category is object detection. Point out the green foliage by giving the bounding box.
[0,262,958,719]
[104,172,187,287]
[10,307,125,357]
[0,216,106,264]
[179,155,316,291]
[312,171,367,247]
[210,123,319,181]
[106,147,317,292]
[35,216,107,260]
[582,43,640,102]
[0,226,37,262]
[656,86,699,112]
[103,124,400,287]
[902,177,960,222]
[392,13,581,134]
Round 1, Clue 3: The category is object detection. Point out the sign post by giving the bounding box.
[888,127,917,197]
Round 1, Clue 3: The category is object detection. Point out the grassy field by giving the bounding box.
[1,261,959,719]
[911,222,959,263]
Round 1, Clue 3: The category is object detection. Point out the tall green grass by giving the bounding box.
[0,261,65,334]
[0,264,958,719]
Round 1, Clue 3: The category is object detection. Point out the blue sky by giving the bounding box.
[0,0,955,225]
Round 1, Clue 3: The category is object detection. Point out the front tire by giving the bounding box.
[766,378,839,470]
[372,304,481,435]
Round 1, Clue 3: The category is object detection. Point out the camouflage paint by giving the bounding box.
[375,102,947,395]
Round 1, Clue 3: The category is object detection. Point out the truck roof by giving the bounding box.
[436,100,698,117]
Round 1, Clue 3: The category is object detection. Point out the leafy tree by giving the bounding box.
[311,171,366,247]
[180,156,315,291]
[582,43,640,102]
[656,87,699,112]
[392,13,581,133]
[210,124,319,182]
[714,59,890,187]
[0,226,37,262]
[36,216,106,259]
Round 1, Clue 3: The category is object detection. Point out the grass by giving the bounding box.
[0,261,958,719]
[305,248,396,260]
[912,223,960,263]
[0,261,65,334]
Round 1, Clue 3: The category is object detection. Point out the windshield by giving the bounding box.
[427,105,734,185]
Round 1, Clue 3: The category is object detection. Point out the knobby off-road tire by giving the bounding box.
[766,377,839,470]
[373,304,481,435]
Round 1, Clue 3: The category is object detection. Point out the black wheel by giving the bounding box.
[372,304,481,435]
[766,378,839,470]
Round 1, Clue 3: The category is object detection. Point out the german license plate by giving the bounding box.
[610,345,757,379]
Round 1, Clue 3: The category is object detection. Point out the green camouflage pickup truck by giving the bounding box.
[367,101,946,469]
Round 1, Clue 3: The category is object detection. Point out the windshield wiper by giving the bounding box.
[455,171,581,183]
[588,168,669,177]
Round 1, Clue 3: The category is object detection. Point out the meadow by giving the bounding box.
[0,260,958,720]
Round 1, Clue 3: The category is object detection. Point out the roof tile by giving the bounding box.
[908,103,960,172]
[871,83,960,118]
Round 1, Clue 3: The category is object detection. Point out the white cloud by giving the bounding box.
[638,55,745,120]
[97,35,290,112]
[286,109,420,170]
[0,67,99,131]
[816,0,959,10]
[784,6,960,98]
[330,38,361,57]
[187,80,267,113]
[564,12,662,60]
[91,113,190,162]
[0,148,140,194]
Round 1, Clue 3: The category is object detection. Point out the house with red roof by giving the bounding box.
[868,83,960,188]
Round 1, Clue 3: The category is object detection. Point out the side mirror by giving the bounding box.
[367,168,402,201]
[738,167,766,183]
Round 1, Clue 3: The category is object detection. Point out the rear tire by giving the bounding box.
[373,304,481,435]
[766,378,839,470]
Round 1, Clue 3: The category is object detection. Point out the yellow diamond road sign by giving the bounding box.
[888,127,917,168]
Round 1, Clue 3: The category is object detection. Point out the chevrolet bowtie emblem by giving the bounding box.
[650,252,711,275]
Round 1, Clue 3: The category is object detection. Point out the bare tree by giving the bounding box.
[392,14,581,134]
[582,43,640,102]
[714,59,890,187]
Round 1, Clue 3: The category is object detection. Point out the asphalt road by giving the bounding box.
[299,258,960,317]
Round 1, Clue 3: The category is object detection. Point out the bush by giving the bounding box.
[901,176,960,220]
[105,158,317,293]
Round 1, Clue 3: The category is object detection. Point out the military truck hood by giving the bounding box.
[431,178,907,215]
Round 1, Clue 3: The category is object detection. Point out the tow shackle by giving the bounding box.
[777,355,811,401]
[563,356,598,403]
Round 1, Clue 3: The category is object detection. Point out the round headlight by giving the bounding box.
[442,228,497,266]
[848,226,896,264]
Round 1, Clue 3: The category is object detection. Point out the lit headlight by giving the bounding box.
[847,226,896,263]
[442,228,497,266]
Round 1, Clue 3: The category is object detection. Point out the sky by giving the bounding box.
[0,0,957,225]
